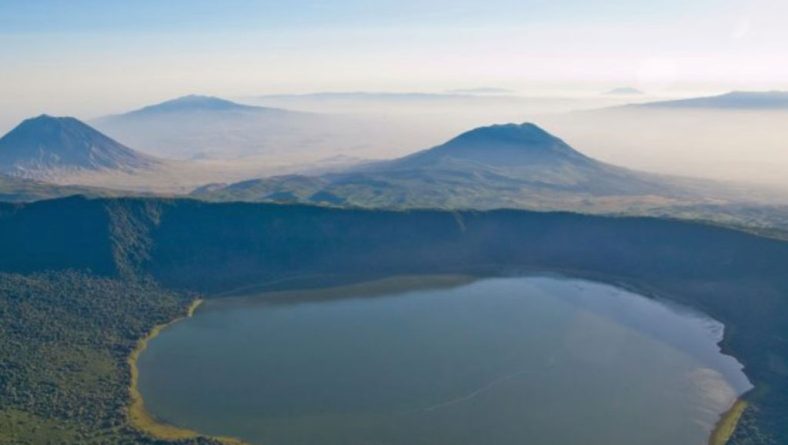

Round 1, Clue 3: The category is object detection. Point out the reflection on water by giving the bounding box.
[138,275,751,445]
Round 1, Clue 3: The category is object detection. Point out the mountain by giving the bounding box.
[375,123,594,170]
[605,87,643,95]
[630,90,788,109]
[192,123,687,210]
[92,95,335,160]
[115,94,263,115]
[0,115,159,181]
[446,87,514,95]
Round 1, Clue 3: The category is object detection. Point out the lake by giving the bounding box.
[137,275,752,445]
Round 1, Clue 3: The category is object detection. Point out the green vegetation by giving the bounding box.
[1,196,787,444]
[0,271,225,444]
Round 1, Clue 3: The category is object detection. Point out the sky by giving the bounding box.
[2,0,788,130]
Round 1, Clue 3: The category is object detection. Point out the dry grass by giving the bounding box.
[127,299,247,444]
[708,399,748,445]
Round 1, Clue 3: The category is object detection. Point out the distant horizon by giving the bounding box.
[0,86,779,134]
[4,0,788,130]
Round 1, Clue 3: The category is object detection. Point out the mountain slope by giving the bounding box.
[193,123,685,209]
[0,115,159,180]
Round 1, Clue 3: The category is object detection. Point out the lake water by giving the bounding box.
[138,275,752,445]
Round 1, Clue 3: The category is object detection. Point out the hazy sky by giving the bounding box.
[2,0,788,130]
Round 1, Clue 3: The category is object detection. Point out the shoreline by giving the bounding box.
[125,276,473,445]
[127,298,246,445]
[708,399,749,445]
[546,268,753,445]
[212,273,477,307]
[547,268,753,445]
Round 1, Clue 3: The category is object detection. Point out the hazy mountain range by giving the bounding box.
[628,90,788,110]
[2,91,788,237]
[249,90,620,125]
[0,108,371,193]
[92,95,318,160]
[539,90,788,187]
[191,121,788,237]
[255,91,517,102]
[445,87,515,95]
[92,95,444,162]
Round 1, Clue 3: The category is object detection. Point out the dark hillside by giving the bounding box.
[0,197,115,274]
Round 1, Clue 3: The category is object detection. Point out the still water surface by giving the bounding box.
[138,276,751,445]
